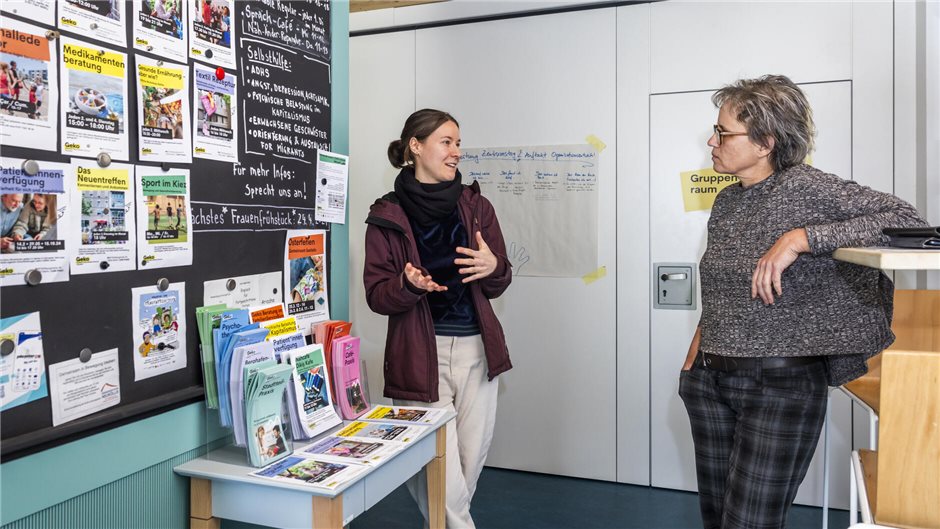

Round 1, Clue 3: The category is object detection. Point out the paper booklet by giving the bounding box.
[230,340,276,446]
[252,455,368,491]
[195,304,227,408]
[362,405,447,425]
[271,332,307,362]
[335,421,430,444]
[312,320,351,398]
[284,344,342,440]
[301,435,403,466]
[217,325,265,427]
[331,336,369,420]
[244,362,293,467]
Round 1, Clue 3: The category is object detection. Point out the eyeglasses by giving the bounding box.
[712,124,748,146]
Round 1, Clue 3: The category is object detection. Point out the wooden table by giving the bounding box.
[175,411,455,529]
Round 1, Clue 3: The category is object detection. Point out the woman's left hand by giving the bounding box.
[455,231,498,283]
[751,228,809,305]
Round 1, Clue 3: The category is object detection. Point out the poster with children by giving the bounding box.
[59,37,129,161]
[191,62,236,162]
[188,0,235,69]
[135,166,191,268]
[0,312,47,411]
[131,281,186,381]
[69,160,137,274]
[57,0,127,48]
[132,0,187,62]
[0,18,59,151]
[283,229,329,335]
[136,56,191,163]
[0,157,73,287]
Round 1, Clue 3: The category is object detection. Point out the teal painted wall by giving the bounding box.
[0,3,349,527]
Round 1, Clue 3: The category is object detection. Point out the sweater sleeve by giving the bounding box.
[477,197,512,299]
[363,223,425,316]
[803,174,928,255]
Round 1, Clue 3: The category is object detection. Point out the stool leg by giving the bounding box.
[190,478,220,529]
[850,454,858,526]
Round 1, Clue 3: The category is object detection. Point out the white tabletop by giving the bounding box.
[832,247,940,271]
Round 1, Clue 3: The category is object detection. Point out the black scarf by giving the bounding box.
[394,166,463,225]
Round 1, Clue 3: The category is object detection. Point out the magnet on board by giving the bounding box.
[21,159,40,176]
[100,261,110,270]
[45,30,59,40]
[97,152,112,168]
[25,269,42,286]
[161,162,171,172]
[226,279,236,291]
[79,348,93,363]
[157,278,170,291]
[204,49,213,59]
[0,339,14,357]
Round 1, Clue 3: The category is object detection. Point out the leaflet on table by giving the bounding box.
[0,312,47,411]
[57,0,127,47]
[48,347,119,426]
[244,362,293,467]
[335,421,430,444]
[252,455,368,491]
[2,0,55,25]
[195,303,227,408]
[218,325,266,428]
[188,0,234,68]
[69,160,136,274]
[0,157,73,287]
[60,37,129,161]
[131,281,186,381]
[0,18,59,151]
[132,0,187,62]
[136,56,192,163]
[204,271,281,308]
[284,344,341,440]
[314,150,349,224]
[135,166,191,268]
[302,435,403,466]
[191,63,237,162]
[284,230,329,335]
[230,340,275,446]
[362,405,447,425]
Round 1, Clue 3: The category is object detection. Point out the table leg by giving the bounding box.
[190,478,221,529]
[427,426,447,529]
[312,495,343,529]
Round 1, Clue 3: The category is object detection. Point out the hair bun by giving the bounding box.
[387,139,405,168]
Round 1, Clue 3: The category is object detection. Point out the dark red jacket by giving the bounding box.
[363,181,513,402]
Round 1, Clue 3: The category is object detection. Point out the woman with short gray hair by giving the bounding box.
[678,74,925,529]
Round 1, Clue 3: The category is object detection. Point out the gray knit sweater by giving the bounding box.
[699,164,927,386]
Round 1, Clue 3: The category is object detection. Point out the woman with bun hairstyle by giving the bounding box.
[363,109,513,528]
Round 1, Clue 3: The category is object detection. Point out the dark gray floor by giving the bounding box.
[350,467,851,529]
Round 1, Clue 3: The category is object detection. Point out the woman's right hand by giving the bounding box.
[404,262,447,293]
[681,326,702,371]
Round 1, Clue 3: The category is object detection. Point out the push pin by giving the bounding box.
[157,278,169,291]
[25,269,42,286]
[97,152,112,168]
[215,67,225,80]
[21,159,40,176]
[45,30,59,40]
[0,338,14,357]
[226,278,236,291]
[79,348,93,363]
[100,261,110,270]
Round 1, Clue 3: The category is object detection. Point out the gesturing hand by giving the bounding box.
[751,228,809,305]
[404,262,447,292]
[455,231,498,283]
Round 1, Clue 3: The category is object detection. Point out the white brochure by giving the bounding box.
[60,37,129,161]
[135,166,192,268]
[188,0,235,69]
[132,0,188,62]
[191,62,237,162]
[2,0,55,26]
[284,230,329,335]
[131,281,187,381]
[0,18,60,152]
[0,157,73,287]
[49,348,120,426]
[136,56,192,163]
[314,150,349,225]
[203,271,282,307]
[70,160,136,274]
[57,0,127,47]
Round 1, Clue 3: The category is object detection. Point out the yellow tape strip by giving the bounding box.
[585,134,607,153]
[582,266,607,285]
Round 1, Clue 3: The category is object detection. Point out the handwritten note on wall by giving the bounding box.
[460,145,599,277]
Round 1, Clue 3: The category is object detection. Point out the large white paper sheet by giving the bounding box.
[135,166,192,268]
[69,160,137,274]
[48,348,120,426]
[132,0,188,62]
[131,281,187,380]
[460,144,599,277]
[0,18,60,151]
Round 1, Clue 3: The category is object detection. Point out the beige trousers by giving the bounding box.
[395,334,499,529]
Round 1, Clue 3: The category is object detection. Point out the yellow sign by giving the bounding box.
[679,168,738,212]
[262,317,298,339]
[75,166,129,191]
[138,64,184,90]
[62,43,125,77]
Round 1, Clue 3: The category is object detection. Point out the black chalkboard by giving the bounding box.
[0,0,332,461]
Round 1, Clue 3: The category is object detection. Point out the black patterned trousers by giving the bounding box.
[678,356,829,529]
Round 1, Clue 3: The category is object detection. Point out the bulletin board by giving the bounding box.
[0,0,333,460]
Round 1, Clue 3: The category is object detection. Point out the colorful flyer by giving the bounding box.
[191,62,237,162]
[60,37,129,161]
[0,312,47,411]
[284,230,329,335]
[2,1,56,26]
[57,0,127,48]
[131,281,187,381]
[135,166,191,268]
[0,18,59,151]
[0,157,73,287]
[48,347,120,426]
[188,0,234,69]
[314,150,349,225]
[69,160,136,274]
[136,56,191,163]
[132,0,187,62]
